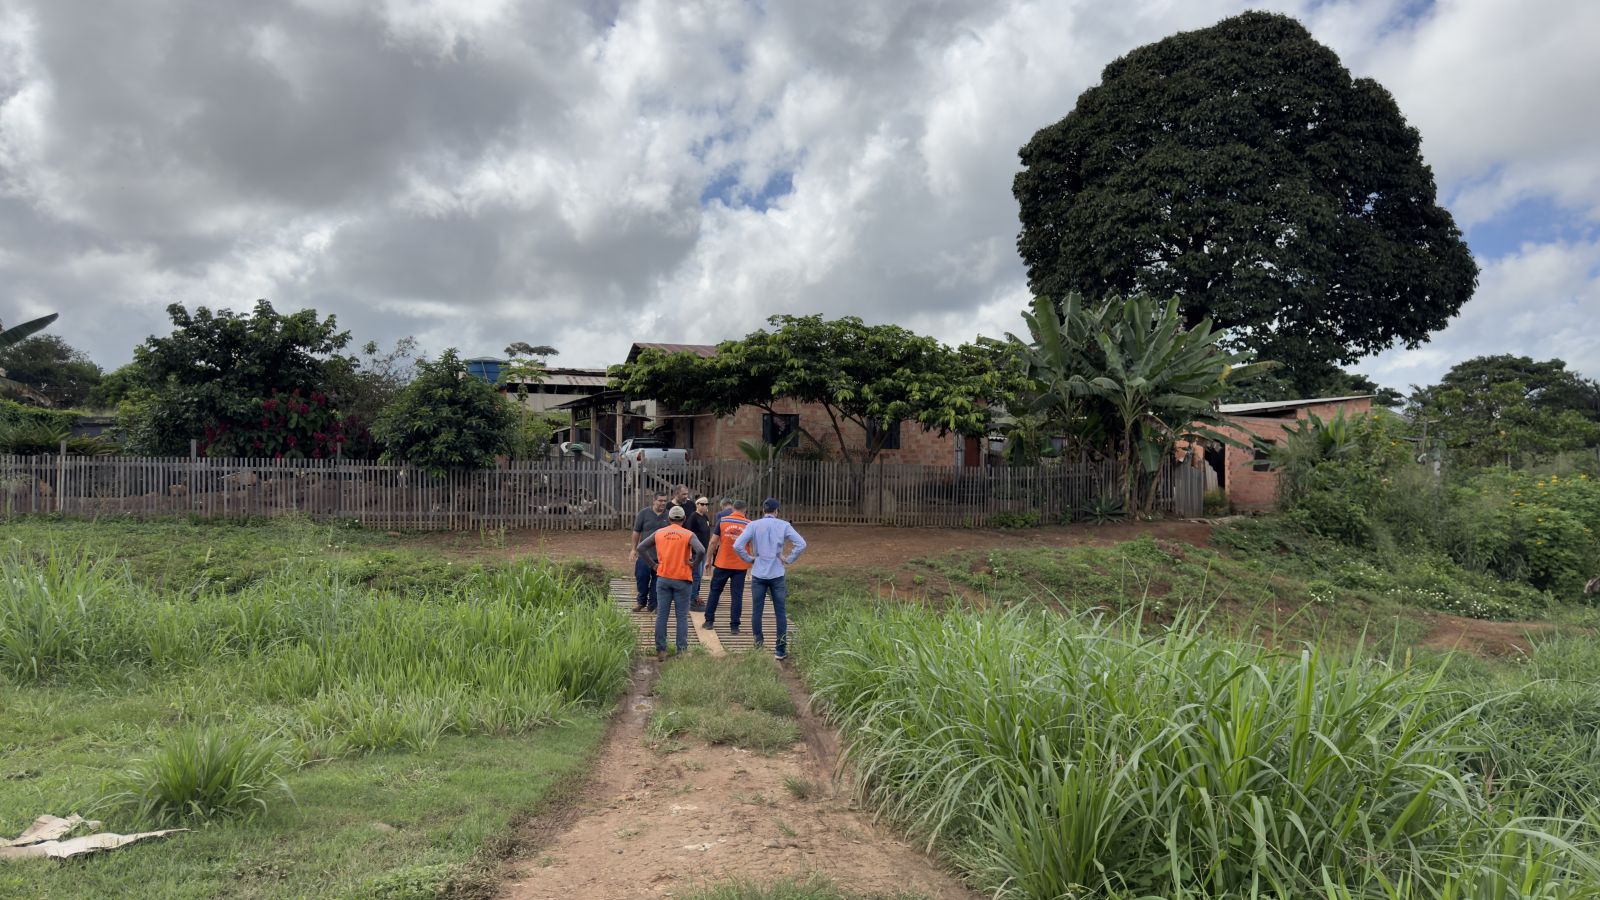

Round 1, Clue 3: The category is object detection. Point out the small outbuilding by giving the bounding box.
[1206,395,1375,511]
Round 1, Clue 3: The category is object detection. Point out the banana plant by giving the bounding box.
[1013,293,1273,512]
[0,313,59,404]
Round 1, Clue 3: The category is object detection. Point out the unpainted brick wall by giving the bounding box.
[1219,398,1374,511]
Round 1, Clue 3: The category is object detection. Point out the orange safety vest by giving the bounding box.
[654,523,695,581]
[713,514,752,571]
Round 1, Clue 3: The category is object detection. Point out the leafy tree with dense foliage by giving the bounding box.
[1011,292,1268,512]
[1222,367,1403,407]
[1408,355,1600,468]
[115,301,354,456]
[0,334,102,407]
[372,349,516,476]
[0,312,60,405]
[611,315,999,469]
[1014,11,1477,393]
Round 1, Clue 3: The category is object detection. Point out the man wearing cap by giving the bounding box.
[636,503,705,661]
[733,497,807,661]
[702,499,751,633]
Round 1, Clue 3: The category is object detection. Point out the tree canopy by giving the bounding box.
[0,334,104,408]
[1013,11,1477,394]
[1408,355,1600,468]
[611,315,999,468]
[116,300,353,456]
[0,312,61,405]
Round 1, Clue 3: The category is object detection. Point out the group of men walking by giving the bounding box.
[630,484,806,663]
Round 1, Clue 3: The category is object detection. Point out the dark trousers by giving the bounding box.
[704,567,746,627]
[634,556,658,608]
[751,575,788,648]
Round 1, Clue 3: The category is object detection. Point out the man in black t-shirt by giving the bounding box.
[628,492,670,612]
[685,495,713,611]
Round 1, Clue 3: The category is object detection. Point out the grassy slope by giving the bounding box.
[0,520,619,899]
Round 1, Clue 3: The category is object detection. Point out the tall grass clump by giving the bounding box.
[801,603,1600,898]
[101,727,292,825]
[0,544,143,681]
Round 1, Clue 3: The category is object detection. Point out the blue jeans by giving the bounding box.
[655,578,693,652]
[634,556,658,608]
[705,567,746,628]
[750,575,787,649]
[692,558,705,602]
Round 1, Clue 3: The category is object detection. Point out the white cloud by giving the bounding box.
[0,0,1592,395]
[1366,240,1600,388]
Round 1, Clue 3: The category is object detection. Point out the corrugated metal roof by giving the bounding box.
[627,342,718,362]
[541,373,610,387]
[1218,395,1374,415]
[498,367,610,387]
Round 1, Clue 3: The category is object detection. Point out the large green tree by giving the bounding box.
[116,301,353,456]
[1014,11,1477,393]
[611,315,1000,469]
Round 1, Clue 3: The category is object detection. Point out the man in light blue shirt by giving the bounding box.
[733,496,807,660]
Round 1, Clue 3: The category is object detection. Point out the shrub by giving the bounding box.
[987,508,1041,529]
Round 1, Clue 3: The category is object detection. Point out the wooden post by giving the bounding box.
[56,440,66,514]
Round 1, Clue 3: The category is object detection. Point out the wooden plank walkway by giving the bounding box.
[609,577,791,656]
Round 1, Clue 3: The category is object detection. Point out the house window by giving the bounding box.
[762,413,799,446]
[867,420,902,450]
[1252,440,1275,472]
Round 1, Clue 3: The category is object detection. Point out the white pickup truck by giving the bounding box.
[613,437,689,467]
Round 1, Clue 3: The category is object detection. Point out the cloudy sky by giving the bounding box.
[1,0,1596,391]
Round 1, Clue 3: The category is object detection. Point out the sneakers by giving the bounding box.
[729,626,741,635]
[690,601,707,612]
[752,641,765,651]
[633,603,648,613]
[775,642,788,661]
[656,649,668,663]
[701,618,716,630]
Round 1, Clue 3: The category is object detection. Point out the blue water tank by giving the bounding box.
[465,357,503,384]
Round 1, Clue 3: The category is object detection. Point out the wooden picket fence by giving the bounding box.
[0,453,1205,529]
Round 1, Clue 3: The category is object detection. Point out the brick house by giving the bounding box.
[1205,395,1375,511]
[568,342,983,467]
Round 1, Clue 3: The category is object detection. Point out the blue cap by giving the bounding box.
[762,497,780,512]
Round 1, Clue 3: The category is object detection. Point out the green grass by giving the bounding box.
[0,516,574,597]
[648,651,800,753]
[798,600,1600,899]
[0,520,633,898]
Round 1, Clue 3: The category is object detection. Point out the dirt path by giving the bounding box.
[415,520,1214,572]
[1420,614,1555,657]
[500,661,975,900]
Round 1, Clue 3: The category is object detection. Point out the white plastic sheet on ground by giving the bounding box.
[1,814,187,861]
